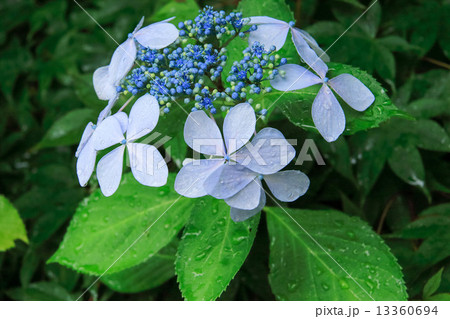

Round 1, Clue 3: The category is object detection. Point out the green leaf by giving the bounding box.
[423,268,444,299]
[176,197,260,301]
[400,98,450,119]
[165,132,187,168]
[427,293,450,301]
[335,0,365,10]
[0,195,28,251]
[440,3,450,59]
[36,109,96,149]
[378,36,418,52]
[155,102,190,138]
[48,173,192,275]
[102,240,178,293]
[414,231,450,267]
[393,218,448,240]
[408,1,440,56]
[317,137,354,182]
[392,204,450,239]
[340,192,364,218]
[150,0,200,25]
[421,203,450,217]
[408,120,450,152]
[20,248,41,287]
[29,0,67,38]
[238,0,294,22]
[306,21,346,44]
[45,264,79,292]
[272,62,406,137]
[352,130,390,197]
[388,143,426,191]
[392,119,450,153]
[374,44,395,80]
[360,1,381,38]
[265,207,407,301]
[0,38,32,101]
[6,282,73,301]
[389,204,450,267]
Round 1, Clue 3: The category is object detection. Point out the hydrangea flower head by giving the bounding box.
[247,16,329,79]
[93,17,179,101]
[271,64,375,142]
[92,94,168,196]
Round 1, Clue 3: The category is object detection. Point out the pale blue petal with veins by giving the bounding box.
[270,64,375,142]
[86,94,168,196]
[93,17,179,101]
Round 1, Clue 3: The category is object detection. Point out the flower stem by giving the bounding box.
[117,96,135,113]
[376,194,398,234]
[422,57,450,70]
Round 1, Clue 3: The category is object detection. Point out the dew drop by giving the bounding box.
[334,219,344,227]
[287,282,297,291]
[195,252,206,260]
[339,280,349,289]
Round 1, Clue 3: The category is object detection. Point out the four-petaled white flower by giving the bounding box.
[76,96,125,187]
[93,17,179,101]
[271,64,375,142]
[92,94,168,196]
[175,103,309,221]
[247,16,329,79]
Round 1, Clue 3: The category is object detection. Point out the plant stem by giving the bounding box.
[295,0,303,22]
[423,57,450,70]
[221,33,239,48]
[117,96,135,113]
[376,195,398,234]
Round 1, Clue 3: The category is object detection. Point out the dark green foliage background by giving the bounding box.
[0,0,449,301]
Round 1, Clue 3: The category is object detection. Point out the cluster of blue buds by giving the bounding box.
[114,7,279,116]
[225,42,287,115]
[119,42,228,113]
[178,6,255,42]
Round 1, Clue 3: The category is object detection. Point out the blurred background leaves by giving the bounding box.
[0,0,449,301]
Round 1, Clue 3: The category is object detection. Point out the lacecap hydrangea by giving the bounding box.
[76,6,375,221]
